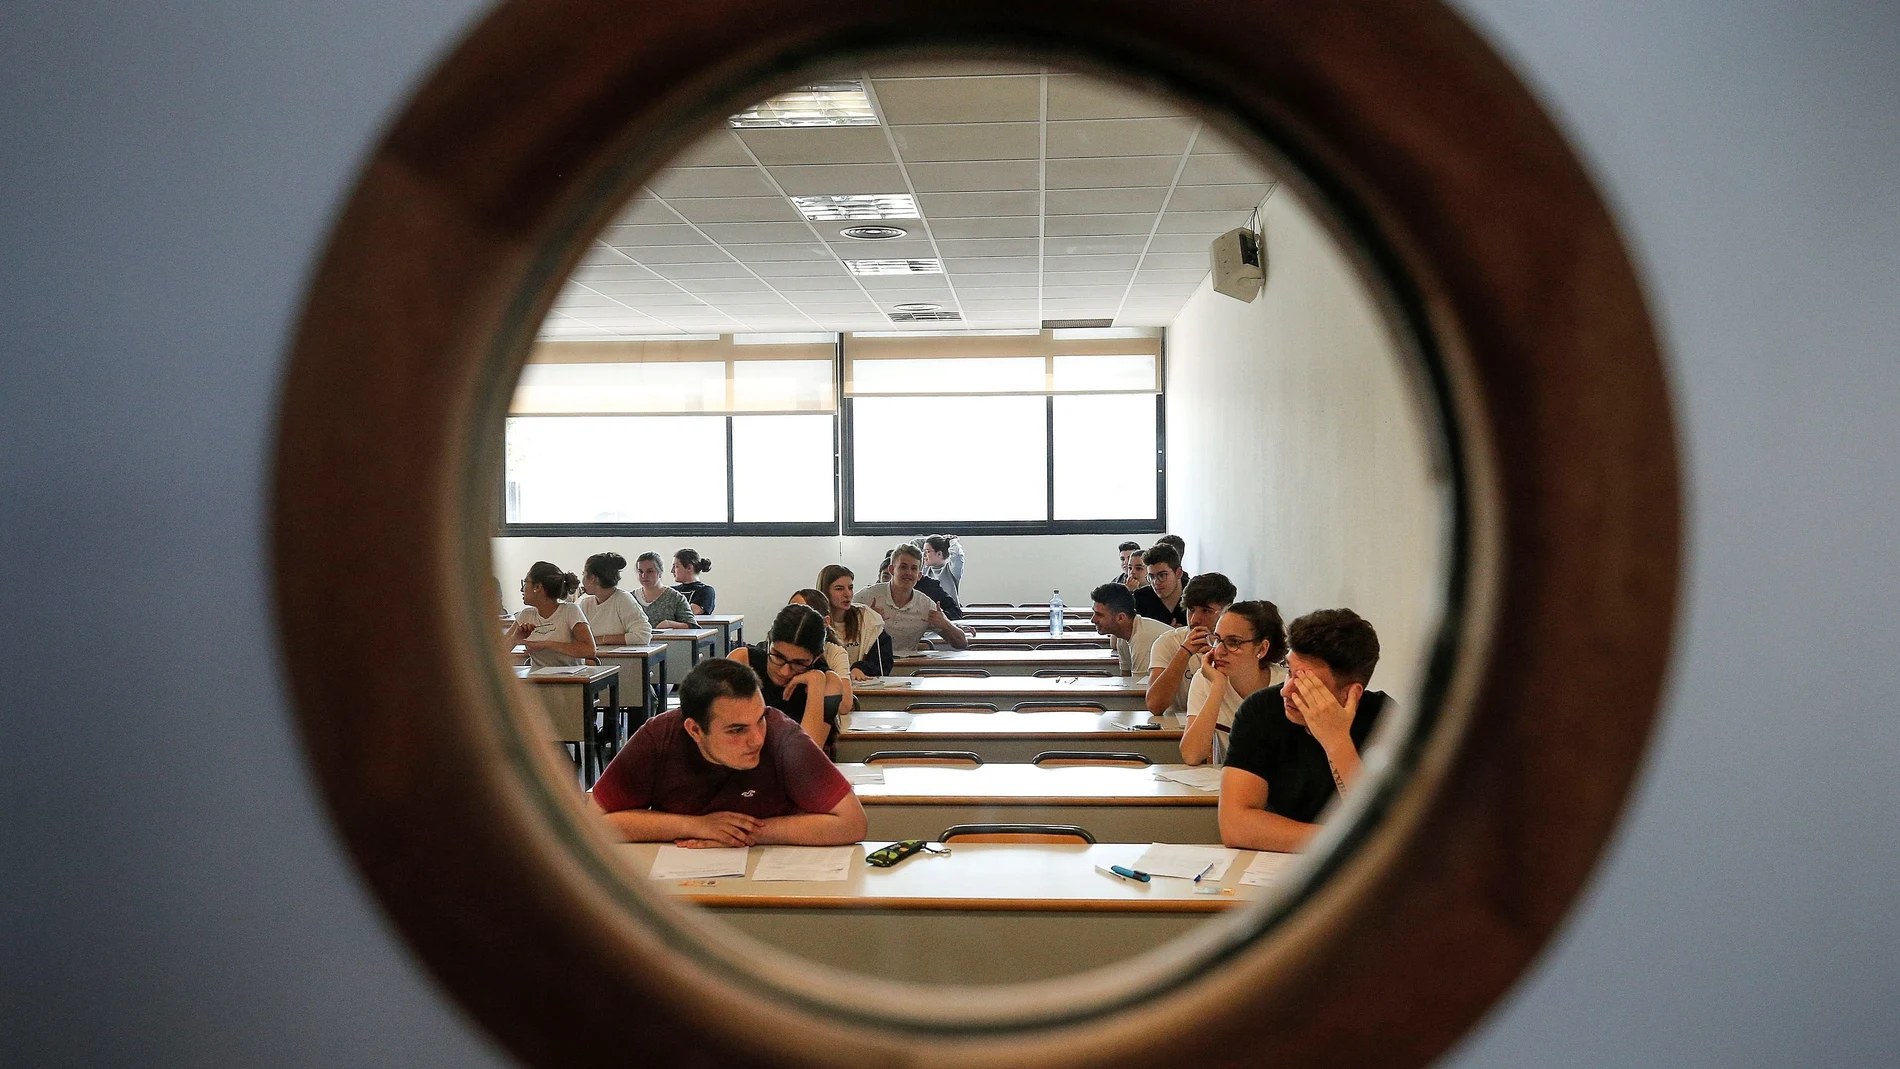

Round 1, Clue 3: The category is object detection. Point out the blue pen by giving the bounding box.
[1192,861,1218,884]
[1097,864,1151,883]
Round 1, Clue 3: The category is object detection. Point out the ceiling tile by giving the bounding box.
[768,275,865,291]
[722,242,833,262]
[870,76,1042,124]
[586,280,700,296]
[623,244,732,264]
[1137,252,1212,271]
[1165,183,1272,213]
[1133,268,1213,284]
[767,163,908,196]
[1046,253,1140,272]
[577,247,634,266]
[891,122,1040,162]
[737,126,895,166]
[647,167,779,199]
[916,190,1041,218]
[747,260,852,278]
[571,265,661,283]
[1040,269,1138,287]
[697,221,820,244]
[1127,284,1192,298]
[668,198,803,224]
[651,261,756,280]
[943,272,1038,290]
[933,237,1040,257]
[599,223,707,248]
[666,130,757,167]
[1177,154,1274,186]
[612,199,682,225]
[1044,214,1154,237]
[942,256,1041,274]
[1045,156,1181,189]
[824,237,939,259]
[906,160,1040,193]
[1156,209,1256,235]
[1046,118,1195,159]
[928,216,1040,238]
[1045,75,1188,120]
[679,278,776,293]
[1043,285,1128,299]
[1044,235,1149,256]
[1144,233,1218,254]
[1045,187,1169,215]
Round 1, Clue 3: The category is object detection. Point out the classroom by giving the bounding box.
[492,61,1446,985]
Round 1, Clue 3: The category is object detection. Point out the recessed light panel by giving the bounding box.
[846,259,944,276]
[886,310,963,322]
[791,194,919,221]
[728,82,878,128]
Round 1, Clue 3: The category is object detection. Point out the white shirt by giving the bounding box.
[1187,664,1289,765]
[1147,626,1203,715]
[835,605,885,672]
[855,582,940,654]
[1112,615,1174,677]
[515,601,589,667]
[578,588,651,645]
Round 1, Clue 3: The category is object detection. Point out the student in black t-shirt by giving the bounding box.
[1218,608,1390,852]
[671,548,716,614]
[1132,543,1189,627]
[727,604,851,756]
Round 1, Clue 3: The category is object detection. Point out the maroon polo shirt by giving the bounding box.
[592,708,851,819]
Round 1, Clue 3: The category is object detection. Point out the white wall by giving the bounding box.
[8,3,1900,1067]
[1164,188,1442,710]
[493,533,1159,627]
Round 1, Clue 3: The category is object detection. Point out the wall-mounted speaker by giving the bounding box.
[1210,226,1265,301]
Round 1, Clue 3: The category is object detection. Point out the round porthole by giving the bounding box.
[273,3,1679,1067]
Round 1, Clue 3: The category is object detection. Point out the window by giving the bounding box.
[501,338,838,534]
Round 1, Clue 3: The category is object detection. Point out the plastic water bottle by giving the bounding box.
[1049,590,1064,636]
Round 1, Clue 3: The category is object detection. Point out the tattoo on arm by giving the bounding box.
[1331,764,1347,793]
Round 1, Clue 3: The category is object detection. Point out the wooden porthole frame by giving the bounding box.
[273,2,1678,1068]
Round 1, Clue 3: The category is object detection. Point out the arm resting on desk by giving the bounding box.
[757,792,867,846]
[593,802,763,848]
[1217,766,1319,852]
[523,621,596,661]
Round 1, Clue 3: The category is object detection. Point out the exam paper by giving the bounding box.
[1239,851,1296,887]
[527,665,590,676]
[840,766,887,785]
[1133,843,1240,881]
[647,845,749,880]
[751,846,856,882]
[1154,766,1225,791]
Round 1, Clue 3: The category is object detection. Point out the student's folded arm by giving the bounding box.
[1217,766,1320,852]
[1147,649,1190,714]
[757,792,867,846]
[593,804,710,844]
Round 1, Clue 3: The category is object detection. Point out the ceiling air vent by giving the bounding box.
[887,310,964,322]
[1041,318,1114,329]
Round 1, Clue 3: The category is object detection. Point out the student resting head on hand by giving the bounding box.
[728,603,853,755]
[1179,599,1286,767]
[591,658,867,848]
[1146,571,1238,718]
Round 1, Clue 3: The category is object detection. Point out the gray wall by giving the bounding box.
[5,3,1897,1067]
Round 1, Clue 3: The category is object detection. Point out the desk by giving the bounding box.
[693,614,745,655]
[593,644,666,728]
[848,763,1219,843]
[653,627,719,689]
[893,648,1121,676]
[959,607,1094,622]
[956,631,1110,649]
[851,675,1148,712]
[626,841,1268,983]
[836,710,1184,763]
[513,664,619,783]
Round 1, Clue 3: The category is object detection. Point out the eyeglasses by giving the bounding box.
[1212,635,1261,652]
[766,648,817,673]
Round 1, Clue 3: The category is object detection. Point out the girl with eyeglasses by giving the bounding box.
[790,589,853,678]
[728,603,851,756]
[1180,600,1287,766]
[506,561,597,668]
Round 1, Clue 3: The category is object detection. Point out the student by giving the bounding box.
[1156,533,1187,563]
[1218,609,1390,851]
[671,548,716,614]
[910,534,965,603]
[632,551,697,630]
[1180,600,1288,766]
[1112,540,1143,585]
[817,564,888,679]
[790,589,853,678]
[856,544,969,654]
[506,561,596,667]
[577,552,652,646]
[1132,543,1189,627]
[728,603,852,755]
[1089,583,1173,678]
[591,658,867,847]
[1122,551,1149,592]
[1147,572,1237,716]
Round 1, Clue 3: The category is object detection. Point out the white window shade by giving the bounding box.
[850,357,1046,394]
[851,396,1046,522]
[732,415,835,522]
[1052,394,1158,520]
[731,359,835,411]
[504,416,726,523]
[1052,354,1158,392]
[510,362,726,414]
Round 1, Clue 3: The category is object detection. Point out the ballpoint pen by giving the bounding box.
[1191,861,1218,884]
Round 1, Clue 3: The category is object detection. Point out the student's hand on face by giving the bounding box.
[1289,674,1361,744]
[687,811,763,848]
[1199,661,1226,694]
[1184,626,1213,656]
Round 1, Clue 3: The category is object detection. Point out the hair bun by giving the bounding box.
[606,552,626,569]
[697,557,712,573]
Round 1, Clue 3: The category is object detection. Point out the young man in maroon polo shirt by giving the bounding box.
[592,658,867,847]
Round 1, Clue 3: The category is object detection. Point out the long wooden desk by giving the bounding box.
[959,607,1094,622]
[847,763,1219,843]
[693,614,745,655]
[952,630,1110,649]
[836,710,1185,763]
[893,648,1121,676]
[652,627,719,689]
[851,675,1148,712]
[627,841,1277,983]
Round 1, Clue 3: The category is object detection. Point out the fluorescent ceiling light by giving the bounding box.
[845,259,943,276]
[791,194,919,221]
[729,82,878,128]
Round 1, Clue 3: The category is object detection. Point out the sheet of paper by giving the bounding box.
[750,846,856,883]
[1154,766,1225,791]
[852,678,889,689]
[846,715,912,733]
[1239,851,1297,887]
[1132,843,1240,881]
[527,665,589,676]
[647,845,749,880]
[840,766,886,785]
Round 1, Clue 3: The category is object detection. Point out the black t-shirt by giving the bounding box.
[1132,585,1188,628]
[1223,684,1388,824]
[743,641,843,755]
[674,580,715,613]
